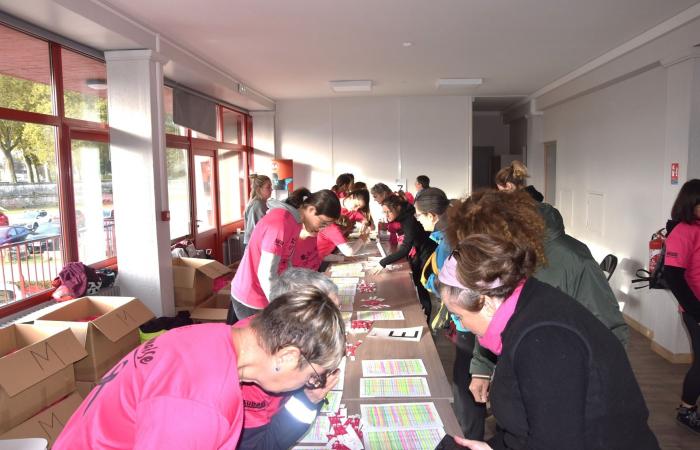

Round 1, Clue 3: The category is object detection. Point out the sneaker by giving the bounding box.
[676,405,700,434]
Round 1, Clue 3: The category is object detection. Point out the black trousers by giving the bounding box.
[453,330,487,440]
[226,296,261,325]
[681,312,700,405]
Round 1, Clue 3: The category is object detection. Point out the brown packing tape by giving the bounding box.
[0,391,83,447]
[0,326,87,397]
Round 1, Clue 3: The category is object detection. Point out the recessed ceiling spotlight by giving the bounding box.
[402,42,413,47]
[329,80,373,93]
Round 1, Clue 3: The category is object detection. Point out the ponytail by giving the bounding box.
[495,160,529,189]
[285,188,313,208]
[286,188,341,219]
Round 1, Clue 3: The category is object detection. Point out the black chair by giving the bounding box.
[599,254,618,281]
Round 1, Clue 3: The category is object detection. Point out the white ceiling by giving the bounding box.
[3,0,700,103]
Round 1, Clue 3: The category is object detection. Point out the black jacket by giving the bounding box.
[489,278,659,450]
[379,204,433,267]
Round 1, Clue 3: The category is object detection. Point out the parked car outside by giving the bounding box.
[21,209,52,231]
[27,222,62,254]
[0,207,9,226]
[0,225,32,246]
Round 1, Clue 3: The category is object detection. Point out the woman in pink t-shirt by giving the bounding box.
[664,179,700,433]
[331,173,354,199]
[230,188,340,321]
[54,289,346,450]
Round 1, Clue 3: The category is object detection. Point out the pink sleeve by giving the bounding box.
[260,220,288,256]
[133,397,241,449]
[325,224,347,245]
[346,210,365,223]
[665,225,690,269]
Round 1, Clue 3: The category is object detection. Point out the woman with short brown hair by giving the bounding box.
[439,232,659,450]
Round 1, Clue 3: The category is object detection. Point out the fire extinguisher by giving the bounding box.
[648,228,666,273]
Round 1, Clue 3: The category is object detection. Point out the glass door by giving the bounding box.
[192,148,219,258]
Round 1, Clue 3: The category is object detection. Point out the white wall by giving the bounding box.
[539,65,691,354]
[272,96,472,199]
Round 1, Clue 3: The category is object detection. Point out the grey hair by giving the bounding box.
[270,268,339,301]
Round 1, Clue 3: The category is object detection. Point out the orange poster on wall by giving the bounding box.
[272,159,293,191]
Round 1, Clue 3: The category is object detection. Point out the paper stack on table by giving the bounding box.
[359,377,431,398]
[361,359,427,377]
[360,402,446,450]
[356,310,404,321]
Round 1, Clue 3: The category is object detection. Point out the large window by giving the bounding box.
[218,149,244,224]
[0,20,254,315]
[166,147,191,239]
[222,108,243,144]
[0,22,110,314]
[71,140,114,264]
[0,25,52,115]
[62,49,108,123]
[0,119,61,305]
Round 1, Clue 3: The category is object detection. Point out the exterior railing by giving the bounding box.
[0,222,117,307]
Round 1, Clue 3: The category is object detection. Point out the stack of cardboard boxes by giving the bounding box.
[0,258,230,446]
[0,297,153,447]
[172,257,232,323]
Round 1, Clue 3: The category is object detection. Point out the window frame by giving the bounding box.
[0,21,255,318]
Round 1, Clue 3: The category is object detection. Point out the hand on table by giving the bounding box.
[469,377,490,403]
[304,369,340,404]
[454,436,493,450]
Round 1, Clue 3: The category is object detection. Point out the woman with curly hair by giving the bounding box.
[439,234,658,450]
[447,190,628,411]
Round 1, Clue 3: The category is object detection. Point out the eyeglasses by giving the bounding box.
[300,354,328,390]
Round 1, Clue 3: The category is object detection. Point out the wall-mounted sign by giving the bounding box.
[671,162,679,185]
[271,159,294,191]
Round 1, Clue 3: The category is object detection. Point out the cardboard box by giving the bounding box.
[0,325,87,434]
[34,297,154,382]
[190,291,231,323]
[172,257,232,309]
[0,392,82,447]
[74,381,97,399]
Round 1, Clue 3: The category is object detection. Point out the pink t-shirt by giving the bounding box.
[234,317,286,429]
[232,208,302,309]
[292,235,322,271]
[317,224,347,258]
[664,221,700,300]
[54,324,243,450]
[341,207,364,224]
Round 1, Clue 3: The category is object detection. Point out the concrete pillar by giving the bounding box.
[105,49,174,317]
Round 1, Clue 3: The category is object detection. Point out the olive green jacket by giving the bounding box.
[471,202,629,377]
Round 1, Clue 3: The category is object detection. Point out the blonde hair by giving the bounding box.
[495,160,529,189]
[250,287,346,370]
[249,174,271,201]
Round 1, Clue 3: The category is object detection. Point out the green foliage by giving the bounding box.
[0,73,108,183]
